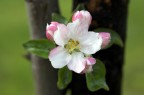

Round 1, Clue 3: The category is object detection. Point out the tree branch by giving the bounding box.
[25,0,63,95]
[69,0,129,95]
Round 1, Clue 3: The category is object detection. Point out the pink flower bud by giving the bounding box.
[46,22,59,40]
[99,32,111,49]
[82,65,93,73]
[86,57,96,65]
[82,57,96,73]
[72,10,92,25]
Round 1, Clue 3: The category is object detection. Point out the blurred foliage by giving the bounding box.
[0,0,34,95]
[0,0,144,95]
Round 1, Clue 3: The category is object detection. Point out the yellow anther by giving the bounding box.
[65,39,80,53]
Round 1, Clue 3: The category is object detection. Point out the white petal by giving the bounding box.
[67,52,86,73]
[80,11,92,25]
[79,32,102,54]
[67,20,88,39]
[53,24,69,46]
[72,11,92,31]
[67,20,79,33]
[49,46,72,68]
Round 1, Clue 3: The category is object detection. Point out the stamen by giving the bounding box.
[65,39,80,53]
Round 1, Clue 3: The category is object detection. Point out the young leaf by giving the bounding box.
[65,89,72,95]
[52,13,68,24]
[73,3,85,12]
[23,39,55,59]
[86,59,109,91]
[94,28,123,48]
[57,66,72,90]
[68,4,85,23]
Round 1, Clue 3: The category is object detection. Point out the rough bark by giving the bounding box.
[25,0,63,95]
[69,0,129,95]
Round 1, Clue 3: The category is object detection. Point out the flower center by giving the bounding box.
[65,39,80,53]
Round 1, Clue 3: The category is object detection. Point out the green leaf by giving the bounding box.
[73,3,85,12]
[57,66,72,89]
[67,4,85,23]
[94,28,123,48]
[23,39,56,59]
[52,13,68,24]
[65,89,72,95]
[86,59,109,91]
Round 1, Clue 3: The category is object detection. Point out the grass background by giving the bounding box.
[0,0,144,95]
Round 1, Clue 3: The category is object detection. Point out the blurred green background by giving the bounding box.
[0,0,144,95]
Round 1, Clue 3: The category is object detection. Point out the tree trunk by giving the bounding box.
[25,0,63,95]
[68,0,129,95]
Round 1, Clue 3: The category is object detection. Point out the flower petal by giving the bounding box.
[46,30,53,41]
[99,32,111,49]
[53,24,69,46]
[82,57,96,73]
[79,32,102,54]
[49,46,72,68]
[72,10,92,28]
[67,20,88,39]
[67,52,86,73]
[86,57,96,65]
[72,11,92,33]
[46,22,59,41]
[82,65,93,73]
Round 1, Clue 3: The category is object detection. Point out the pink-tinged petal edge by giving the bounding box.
[53,24,69,46]
[46,31,53,40]
[72,10,92,25]
[46,22,59,41]
[82,57,96,73]
[72,11,82,21]
[86,57,96,65]
[99,32,111,49]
